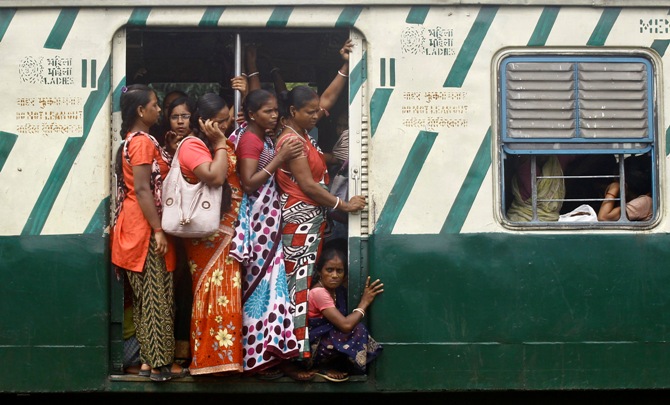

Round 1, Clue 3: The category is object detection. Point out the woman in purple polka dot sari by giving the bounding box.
[229,89,303,377]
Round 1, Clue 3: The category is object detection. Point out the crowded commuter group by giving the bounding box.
[110,39,384,383]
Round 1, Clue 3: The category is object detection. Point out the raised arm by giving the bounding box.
[318,38,353,120]
[245,44,261,92]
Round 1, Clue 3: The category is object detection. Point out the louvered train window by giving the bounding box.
[498,54,658,228]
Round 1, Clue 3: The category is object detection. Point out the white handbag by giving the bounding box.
[161,137,222,238]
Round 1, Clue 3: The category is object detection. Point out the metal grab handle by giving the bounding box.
[351,166,360,215]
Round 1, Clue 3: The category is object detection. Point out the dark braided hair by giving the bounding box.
[119,84,155,138]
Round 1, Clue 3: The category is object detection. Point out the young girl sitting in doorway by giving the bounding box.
[306,239,384,382]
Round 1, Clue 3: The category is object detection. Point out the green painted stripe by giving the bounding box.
[441,127,492,234]
[82,59,112,135]
[586,8,621,46]
[527,6,559,46]
[91,59,97,88]
[267,6,292,27]
[666,126,670,156]
[349,51,365,105]
[44,8,78,50]
[390,58,395,87]
[128,7,151,26]
[199,7,224,27]
[23,138,84,235]
[443,6,498,88]
[335,6,362,27]
[85,196,109,234]
[23,58,112,236]
[651,39,670,56]
[81,59,87,87]
[0,8,16,42]
[380,58,386,87]
[369,88,392,137]
[375,131,438,235]
[0,132,18,172]
[406,6,429,24]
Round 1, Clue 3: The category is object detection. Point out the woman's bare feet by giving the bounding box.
[138,363,151,377]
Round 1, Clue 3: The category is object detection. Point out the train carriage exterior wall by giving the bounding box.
[1,1,670,394]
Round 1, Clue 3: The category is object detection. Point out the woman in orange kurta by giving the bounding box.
[177,93,244,376]
[111,84,187,382]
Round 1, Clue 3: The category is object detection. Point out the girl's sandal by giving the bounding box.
[315,369,349,383]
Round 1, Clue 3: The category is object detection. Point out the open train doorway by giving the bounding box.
[110,26,363,378]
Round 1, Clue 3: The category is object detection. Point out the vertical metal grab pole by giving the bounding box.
[234,33,242,129]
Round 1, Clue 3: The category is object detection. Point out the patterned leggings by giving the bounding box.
[126,236,175,369]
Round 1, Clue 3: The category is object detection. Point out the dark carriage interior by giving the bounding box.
[125,27,350,152]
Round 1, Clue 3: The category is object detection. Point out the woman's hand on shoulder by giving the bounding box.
[276,137,303,162]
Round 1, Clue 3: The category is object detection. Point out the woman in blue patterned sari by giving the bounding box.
[229,89,303,377]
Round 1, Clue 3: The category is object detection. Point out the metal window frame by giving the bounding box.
[495,50,659,229]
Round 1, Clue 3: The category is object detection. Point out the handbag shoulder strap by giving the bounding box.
[172,135,205,168]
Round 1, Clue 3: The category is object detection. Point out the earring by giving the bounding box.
[251,117,255,121]
[140,114,144,118]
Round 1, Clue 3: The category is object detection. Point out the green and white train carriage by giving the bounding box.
[2,0,670,395]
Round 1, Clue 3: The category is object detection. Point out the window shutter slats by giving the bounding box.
[505,60,649,140]
[578,62,647,139]
[506,62,576,138]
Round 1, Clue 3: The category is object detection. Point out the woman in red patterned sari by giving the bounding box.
[275,85,366,367]
[177,93,244,376]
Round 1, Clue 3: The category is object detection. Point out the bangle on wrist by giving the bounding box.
[606,193,616,198]
[214,147,226,153]
[247,71,259,77]
[337,70,348,78]
[153,228,163,233]
[262,168,273,177]
[353,308,365,317]
[333,196,340,210]
[270,67,280,74]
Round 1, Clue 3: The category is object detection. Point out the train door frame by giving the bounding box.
[109,25,368,378]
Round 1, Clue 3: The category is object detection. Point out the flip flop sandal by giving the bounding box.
[315,369,349,383]
[150,366,173,382]
[138,369,151,378]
